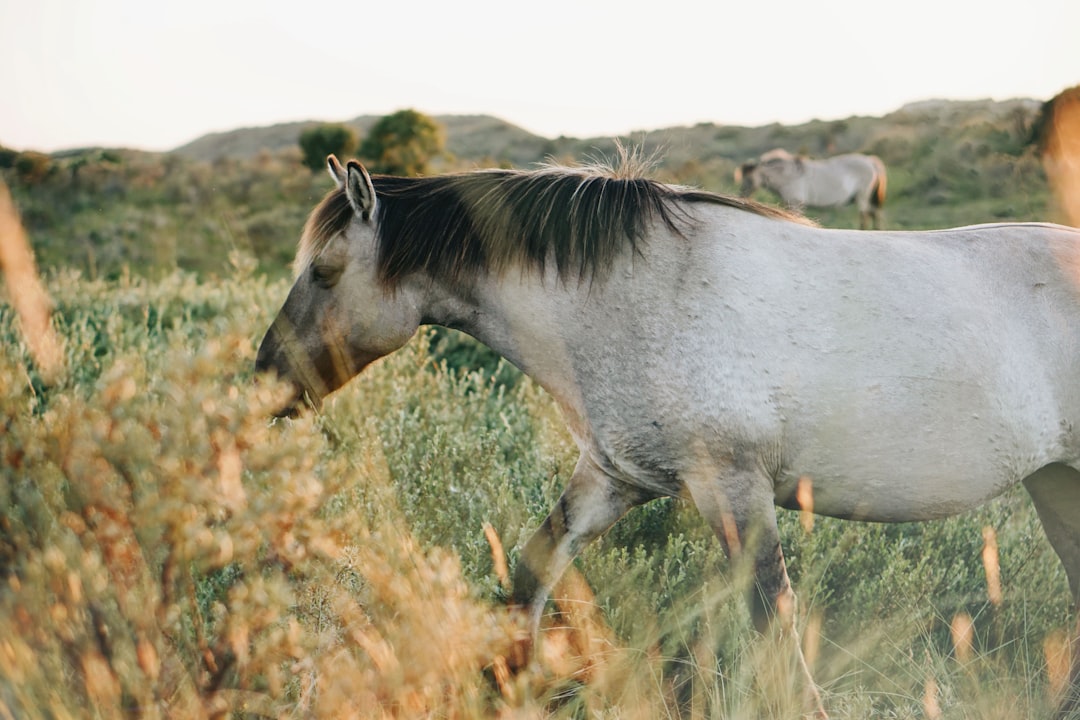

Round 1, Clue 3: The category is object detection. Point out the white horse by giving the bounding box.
[257,154,1080,718]
[737,148,887,229]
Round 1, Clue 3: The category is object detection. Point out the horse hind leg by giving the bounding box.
[1023,463,1080,718]
[861,206,884,230]
[857,179,885,230]
[855,194,873,230]
[685,466,828,718]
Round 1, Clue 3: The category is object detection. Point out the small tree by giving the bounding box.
[13,152,52,185]
[0,145,17,169]
[358,109,445,176]
[298,123,358,172]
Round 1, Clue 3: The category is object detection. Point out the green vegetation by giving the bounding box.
[357,109,446,176]
[298,123,359,172]
[0,269,1072,718]
[6,148,323,281]
[3,99,1062,284]
[1,99,1076,717]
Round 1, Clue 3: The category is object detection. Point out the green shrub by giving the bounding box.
[13,151,52,185]
[2,270,1074,717]
[298,124,358,172]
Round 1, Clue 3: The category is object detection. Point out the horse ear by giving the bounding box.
[734,162,755,183]
[327,155,347,189]
[345,160,377,220]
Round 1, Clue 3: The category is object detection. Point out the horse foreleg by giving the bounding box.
[1023,463,1080,718]
[511,455,647,658]
[686,468,828,719]
[870,207,884,230]
[854,201,876,230]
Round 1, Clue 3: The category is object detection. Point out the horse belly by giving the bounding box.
[779,445,1013,522]
[809,182,858,208]
[775,385,1063,522]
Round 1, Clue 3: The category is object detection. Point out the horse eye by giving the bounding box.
[311,264,342,288]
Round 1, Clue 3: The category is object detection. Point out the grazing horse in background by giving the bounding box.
[737,148,887,229]
[257,152,1080,719]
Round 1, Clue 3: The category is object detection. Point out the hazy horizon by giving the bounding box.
[3,0,1077,153]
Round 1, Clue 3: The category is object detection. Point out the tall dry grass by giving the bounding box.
[0,178,63,383]
[0,196,529,717]
[1,199,1077,718]
[1042,88,1080,226]
[0,326,537,718]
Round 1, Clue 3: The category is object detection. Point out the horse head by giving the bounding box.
[737,149,811,206]
[255,156,425,416]
[735,161,761,197]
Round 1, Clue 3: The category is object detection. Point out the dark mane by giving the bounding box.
[295,163,804,285]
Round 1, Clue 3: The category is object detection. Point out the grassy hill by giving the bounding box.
[172,114,560,168]
[169,97,1053,230]
[2,97,1079,718]
[1,97,1062,282]
[1,195,1074,720]
[171,98,1041,166]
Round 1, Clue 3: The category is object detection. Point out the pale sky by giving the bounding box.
[2,0,1077,153]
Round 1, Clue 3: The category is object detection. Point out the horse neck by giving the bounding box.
[770,172,809,206]
[424,268,592,421]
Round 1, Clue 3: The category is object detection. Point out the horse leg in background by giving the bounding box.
[855,191,873,231]
[685,467,829,719]
[865,201,884,230]
[855,178,887,230]
[1023,463,1080,719]
[510,455,650,663]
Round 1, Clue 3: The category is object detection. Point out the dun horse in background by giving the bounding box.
[257,152,1080,718]
[737,148,887,229]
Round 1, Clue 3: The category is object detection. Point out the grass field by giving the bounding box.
[2,104,1078,715]
[1,241,1077,718]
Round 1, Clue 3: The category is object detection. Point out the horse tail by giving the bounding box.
[870,157,887,208]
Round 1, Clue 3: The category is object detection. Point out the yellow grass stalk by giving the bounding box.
[0,178,64,383]
[545,567,617,683]
[951,612,975,664]
[1043,89,1080,227]
[981,525,1003,608]
[797,475,814,534]
[483,521,511,591]
[923,675,943,720]
[803,608,823,674]
[1043,628,1072,703]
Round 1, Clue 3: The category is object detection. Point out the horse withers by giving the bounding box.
[257,153,1080,718]
[737,148,887,229]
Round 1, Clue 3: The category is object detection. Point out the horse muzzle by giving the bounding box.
[255,327,324,417]
[267,384,309,419]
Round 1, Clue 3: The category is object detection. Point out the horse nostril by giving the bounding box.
[273,403,301,419]
[264,383,305,419]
